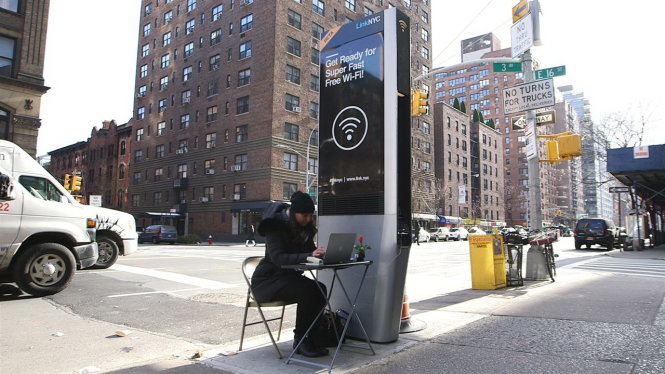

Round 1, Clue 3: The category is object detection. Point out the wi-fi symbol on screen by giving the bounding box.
[338,117,361,141]
[399,20,407,32]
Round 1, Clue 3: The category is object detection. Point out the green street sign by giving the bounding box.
[534,65,566,80]
[493,62,522,73]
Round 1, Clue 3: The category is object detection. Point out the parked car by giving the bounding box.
[412,228,430,243]
[448,227,469,241]
[574,218,619,250]
[428,227,452,242]
[138,225,178,244]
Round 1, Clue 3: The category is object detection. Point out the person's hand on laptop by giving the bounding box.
[312,246,326,258]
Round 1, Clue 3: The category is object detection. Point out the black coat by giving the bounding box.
[251,202,315,302]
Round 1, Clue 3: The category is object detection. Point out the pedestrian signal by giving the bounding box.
[558,134,582,159]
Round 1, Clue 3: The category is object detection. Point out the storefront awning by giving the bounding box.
[230,200,276,212]
[413,213,438,220]
[438,216,463,224]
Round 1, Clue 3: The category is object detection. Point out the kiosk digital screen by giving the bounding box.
[318,32,384,205]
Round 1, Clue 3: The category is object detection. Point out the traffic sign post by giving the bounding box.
[493,62,522,73]
[502,79,555,114]
[511,110,556,128]
[534,65,566,80]
[512,0,529,23]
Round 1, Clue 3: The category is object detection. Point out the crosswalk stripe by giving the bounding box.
[573,257,665,278]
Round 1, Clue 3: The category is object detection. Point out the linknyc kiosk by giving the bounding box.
[317,8,413,343]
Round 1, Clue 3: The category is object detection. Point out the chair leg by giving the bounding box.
[277,305,286,341]
[239,291,251,352]
[256,305,283,359]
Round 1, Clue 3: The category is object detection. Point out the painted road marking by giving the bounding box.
[107,288,204,298]
[111,264,234,289]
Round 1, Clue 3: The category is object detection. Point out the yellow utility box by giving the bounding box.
[469,235,506,290]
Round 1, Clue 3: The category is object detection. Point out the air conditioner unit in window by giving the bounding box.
[205,169,215,175]
[292,107,301,113]
[200,197,209,203]
[233,194,241,201]
[231,165,242,172]
[240,0,249,5]
[175,149,185,155]
[183,97,191,103]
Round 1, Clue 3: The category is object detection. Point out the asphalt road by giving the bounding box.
[1,236,618,373]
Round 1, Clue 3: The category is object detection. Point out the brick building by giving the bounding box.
[48,120,132,210]
[0,0,50,156]
[432,34,560,228]
[470,120,505,227]
[433,102,470,225]
[129,0,433,238]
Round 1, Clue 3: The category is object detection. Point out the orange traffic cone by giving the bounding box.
[399,288,426,333]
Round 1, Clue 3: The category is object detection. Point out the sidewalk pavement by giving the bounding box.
[164,244,665,374]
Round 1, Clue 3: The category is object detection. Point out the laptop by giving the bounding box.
[321,233,357,264]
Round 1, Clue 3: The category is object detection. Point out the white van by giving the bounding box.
[0,140,138,270]
[0,153,98,296]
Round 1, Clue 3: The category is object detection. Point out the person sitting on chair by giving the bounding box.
[251,191,328,358]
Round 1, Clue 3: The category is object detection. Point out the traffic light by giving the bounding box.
[558,134,582,159]
[411,90,429,116]
[545,140,560,162]
[63,174,72,191]
[71,174,82,192]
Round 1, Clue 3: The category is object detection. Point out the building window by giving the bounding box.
[236,125,248,142]
[311,47,320,65]
[308,157,318,175]
[421,28,429,41]
[160,76,169,90]
[238,68,251,86]
[153,191,163,206]
[186,19,196,34]
[284,123,299,141]
[138,85,147,96]
[162,31,172,46]
[310,74,319,92]
[288,9,302,29]
[163,10,173,24]
[234,184,246,200]
[157,121,166,136]
[240,14,253,32]
[235,154,248,170]
[286,65,301,84]
[132,194,140,207]
[209,54,221,70]
[284,152,298,170]
[187,0,197,12]
[287,37,301,56]
[136,128,144,141]
[181,90,192,104]
[140,64,148,78]
[133,172,141,185]
[283,182,298,199]
[154,167,164,181]
[120,141,126,155]
[210,29,222,45]
[134,149,143,162]
[204,159,215,174]
[312,22,324,39]
[177,164,188,179]
[180,114,190,129]
[345,0,355,12]
[212,4,223,21]
[207,79,219,96]
[158,98,167,112]
[310,102,319,119]
[422,121,430,135]
[143,23,151,37]
[183,66,193,81]
[118,164,126,179]
[312,0,325,15]
[239,41,252,59]
[236,96,249,114]
[141,43,149,57]
[155,145,165,158]
[285,94,300,111]
[206,106,218,122]
[206,132,216,148]
[184,42,194,57]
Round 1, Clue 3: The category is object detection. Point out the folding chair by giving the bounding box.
[239,256,294,359]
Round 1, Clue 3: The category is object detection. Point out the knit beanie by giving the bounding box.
[290,191,315,213]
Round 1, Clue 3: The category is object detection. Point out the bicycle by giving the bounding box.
[528,229,558,282]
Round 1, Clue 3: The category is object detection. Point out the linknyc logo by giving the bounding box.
[356,15,381,30]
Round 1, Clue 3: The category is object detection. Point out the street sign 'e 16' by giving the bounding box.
[609,186,630,193]
[534,65,566,80]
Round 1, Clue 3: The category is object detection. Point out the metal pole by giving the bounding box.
[523,49,543,231]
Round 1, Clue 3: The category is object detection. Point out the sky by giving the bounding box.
[37,0,665,155]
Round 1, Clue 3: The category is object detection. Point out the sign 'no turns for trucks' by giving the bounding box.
[503,79,555,114]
